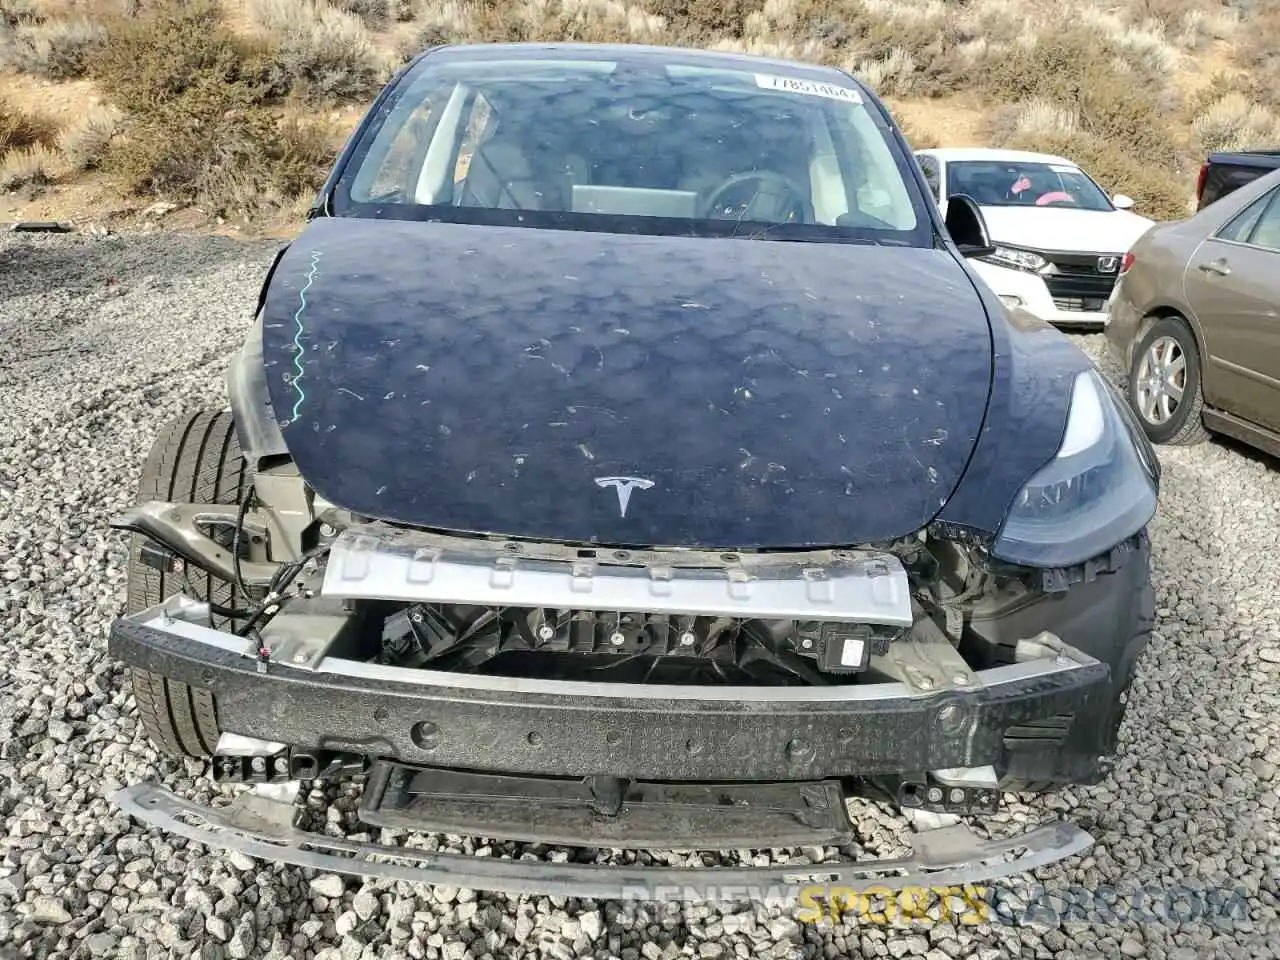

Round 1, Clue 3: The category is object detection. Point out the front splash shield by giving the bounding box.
[113,780,1093,902]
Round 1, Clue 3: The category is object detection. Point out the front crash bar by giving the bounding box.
[110,502,280,587]
[110,596,1110,782]
[113,780,1093,902]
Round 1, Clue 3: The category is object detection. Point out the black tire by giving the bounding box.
[1127,315,1210,445]
[126,409,248,758]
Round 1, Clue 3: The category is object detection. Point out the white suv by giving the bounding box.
[914,148,1156,329]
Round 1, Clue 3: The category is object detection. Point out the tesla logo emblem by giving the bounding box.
[595,476,654,518]
[1097,256,1120,273]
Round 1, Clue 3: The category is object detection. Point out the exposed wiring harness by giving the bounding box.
[233,541,333,640]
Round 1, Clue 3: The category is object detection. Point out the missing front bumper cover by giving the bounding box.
[112,779,1093,901]
[110,604,1110,782]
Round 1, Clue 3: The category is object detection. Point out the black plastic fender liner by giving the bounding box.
[113,780,1095,902]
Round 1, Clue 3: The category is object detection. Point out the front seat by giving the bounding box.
[457,135,547,210]
[458,121,589,212]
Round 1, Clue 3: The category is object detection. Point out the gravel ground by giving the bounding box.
[0,230,1277,960]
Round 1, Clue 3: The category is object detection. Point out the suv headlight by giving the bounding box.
[992,368,1158,568]
[981,246,1048,272]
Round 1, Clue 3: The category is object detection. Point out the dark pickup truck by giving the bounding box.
[1196,150,1280,209]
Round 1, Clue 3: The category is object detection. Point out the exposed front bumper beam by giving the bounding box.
[113,779,1094,901]
[110,597,1112,782]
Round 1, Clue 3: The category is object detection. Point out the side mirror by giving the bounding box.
[1112,194,1135,210]
[944,193,995,258]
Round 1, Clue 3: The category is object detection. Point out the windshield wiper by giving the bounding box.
[720,229,886,246]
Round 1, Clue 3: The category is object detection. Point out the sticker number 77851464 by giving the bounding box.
[754,73,864,104]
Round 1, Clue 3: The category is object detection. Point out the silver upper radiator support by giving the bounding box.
[319,525,914,626]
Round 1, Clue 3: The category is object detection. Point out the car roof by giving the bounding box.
[918,147,1080,167]
[423,41,863,86]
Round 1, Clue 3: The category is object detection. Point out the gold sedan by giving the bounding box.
[1106,166,1280,457]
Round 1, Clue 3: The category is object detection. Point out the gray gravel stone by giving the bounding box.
[352,890,378,922]
[1,237,1278,960]
[29,896,72,924]
[311,875,347,899]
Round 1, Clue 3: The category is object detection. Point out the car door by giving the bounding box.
[1182,185,1280,432]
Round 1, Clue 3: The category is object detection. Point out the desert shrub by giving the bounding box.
[424,0,669,46]
[247,0,391,103]
[708,33,826,61]
[1191,92,1280,154]
[0,96,55,153]
[400,0,471,52]
[982,99,1079,143]
[0,17,107,78]
[641,0,763,40]
[86,0,332,217]
[976,31,1117,105]
[57,104,121,170]
[1170,7,1238,47]
[0,142,57,190]
[850,46,917,97]
[333,0,391,27]
[86,0,266,114]
[1075,8,1179,72]
[106,77,334,216]
[1117,0,1238,41]
[974,27,1180,166]
[1234,5,1280,112]
[0,0,42,27]
[801,0,972,94]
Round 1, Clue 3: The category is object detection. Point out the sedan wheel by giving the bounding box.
[1126,316,1209,446]
[1134,335,1185,426]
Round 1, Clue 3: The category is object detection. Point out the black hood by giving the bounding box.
[261,217,994,549]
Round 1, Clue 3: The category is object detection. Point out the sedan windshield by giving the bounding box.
[335,53,928,244]
[946,160,1113,211]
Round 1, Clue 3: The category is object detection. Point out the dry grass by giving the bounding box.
[0,140,56,189]
[57,103,120,170]
[0,95,55,153]
[0,0,43,26]
[0,16,107,78]
[82,0,333,218]
[332,0,391,27]
[246,0,393,102]
[2,0,1276,224]
[1191,92,1280,155]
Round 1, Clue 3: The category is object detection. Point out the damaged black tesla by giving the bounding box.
[107,42,1160,899]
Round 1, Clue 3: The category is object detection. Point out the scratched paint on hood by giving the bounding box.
[261,217,996,549]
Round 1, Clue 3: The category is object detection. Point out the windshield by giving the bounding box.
[945,160,1114,211]
[333,53,928,244]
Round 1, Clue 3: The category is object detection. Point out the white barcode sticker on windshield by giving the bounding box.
[755,74,863,104]
[1050,164,1079,174]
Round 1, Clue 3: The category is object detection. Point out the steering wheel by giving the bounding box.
[703,171,813,224]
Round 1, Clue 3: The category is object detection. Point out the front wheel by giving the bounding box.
[1127,316,1210,445]
[125,409,246,758]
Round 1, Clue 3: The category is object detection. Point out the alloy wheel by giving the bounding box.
[1134,335,1186,426]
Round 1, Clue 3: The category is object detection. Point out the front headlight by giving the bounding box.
[991,368,1158,568]
[981,246,1048,272]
